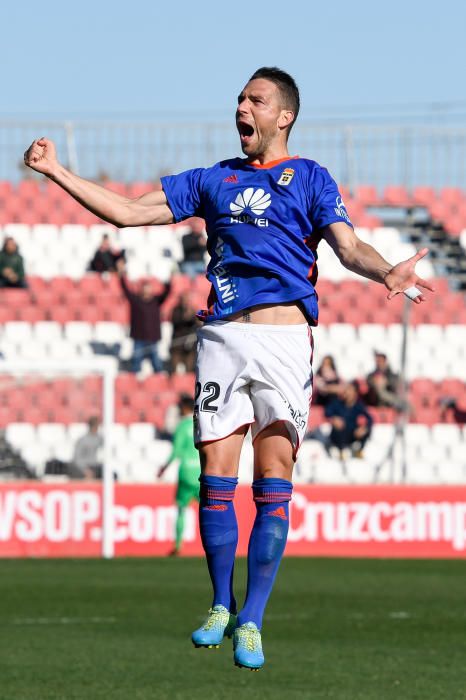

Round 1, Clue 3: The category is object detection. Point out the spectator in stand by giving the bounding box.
[440,396,466,424]
[314,355,344,406]
[169,292,200,374]
[325,381,373,459]
[365,351,403,409]
[180,218,206,278]
[0,237,27,288]
[116,258,171,373]
[69,416,103,479]
[89,234,125,273]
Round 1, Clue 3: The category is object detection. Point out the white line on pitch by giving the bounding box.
[9,616,116,625]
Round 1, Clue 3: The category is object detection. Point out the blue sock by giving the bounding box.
[237,477,292,629]
[199,474,238,613]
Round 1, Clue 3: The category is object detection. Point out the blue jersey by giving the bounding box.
[161,156,352,325]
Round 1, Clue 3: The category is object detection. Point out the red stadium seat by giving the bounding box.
[142,373,171,394]
[79,275,106,296]
[354,185,379,207]
[116,373,139,395]
[126,389,154,413]
[170,275,192,295]
[1,288,30,308]
[77,305,104,323]
[382,186,412,207]
[439,379,465,401]
[440,187,465,208]
[0,406,12,428]
[116,405,141,424]
[80,376,102,394]
[16,305,46,323]
[105,305,129,324]
[338,184,350,201]
[428,200,450,222]
[47,305,76,323]
[308,405,325,427]
[171,373,196,396]
[0,306,13,323]
[411,407,438,425]
[17,180,41,201]
[411,186,437,207]
[139,404,166,430]
[443,215,464,237]
[357,213,383,228]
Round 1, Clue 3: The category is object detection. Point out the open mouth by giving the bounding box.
[237,121,255,142]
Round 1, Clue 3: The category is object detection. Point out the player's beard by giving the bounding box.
[241,129,274,160]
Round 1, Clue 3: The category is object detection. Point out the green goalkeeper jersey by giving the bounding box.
[167,415,200,486]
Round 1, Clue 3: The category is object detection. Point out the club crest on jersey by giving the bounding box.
[334,195,351,223]
[229,187,271,227]
[277,167,295,186]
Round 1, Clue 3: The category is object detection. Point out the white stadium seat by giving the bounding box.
[20,443,52,477]
[5,423,36,449]
[3,321,33,343]
[438,462,466,485]
[406,461,439,485]
[94,322,125,344]
[36,423,67,446]
[431,424,461,446]
[34,321,63,342]
[127,423,156,446]
[312,457,349,484]
[64,322,94,344]
[144,440,173,467]
[67,423,88,442]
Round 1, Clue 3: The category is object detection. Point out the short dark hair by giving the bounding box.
[179,394,195,412]
[249,66,300,135]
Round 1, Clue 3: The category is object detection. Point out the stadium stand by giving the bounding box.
[0,181,465,484]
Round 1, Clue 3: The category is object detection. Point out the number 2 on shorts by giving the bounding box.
[195,381,220,413]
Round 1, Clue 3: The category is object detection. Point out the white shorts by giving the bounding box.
[194,321,313,455]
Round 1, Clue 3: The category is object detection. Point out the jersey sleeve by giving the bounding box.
[161,168,205,222]
[309,166,353,230]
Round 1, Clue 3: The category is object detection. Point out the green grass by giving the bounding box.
[1,558,466,700]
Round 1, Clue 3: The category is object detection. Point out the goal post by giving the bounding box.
[0,357,117,558]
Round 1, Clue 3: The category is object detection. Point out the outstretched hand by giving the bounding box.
[24,137,59,176]
[384,248,435,304]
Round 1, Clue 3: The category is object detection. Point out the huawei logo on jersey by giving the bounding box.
[230,188,272,216]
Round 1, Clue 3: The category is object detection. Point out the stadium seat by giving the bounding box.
[36,423,67,446]
[406,461,439,485]
[382,185,412,207]
[170,373,196,395]
[312,456,349,484]
[354,185,379,207]
[440,187,465,208]
[5,423,36,449]
[127,423,156,446]
[431,424,462,445]
[411,186,436,207]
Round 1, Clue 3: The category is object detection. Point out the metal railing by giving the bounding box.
[3,119,466,190]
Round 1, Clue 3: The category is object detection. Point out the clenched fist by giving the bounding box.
[23,137,59,176]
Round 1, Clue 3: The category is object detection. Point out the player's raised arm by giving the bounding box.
[23,137,174,227]
[323,221,435,304]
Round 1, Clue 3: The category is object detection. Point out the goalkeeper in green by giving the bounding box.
[158,394,200,555]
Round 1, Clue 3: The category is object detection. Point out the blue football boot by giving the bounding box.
[233,621,264,670]
[192,605,237,648]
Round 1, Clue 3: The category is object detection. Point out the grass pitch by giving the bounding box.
[1,558,466,700]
